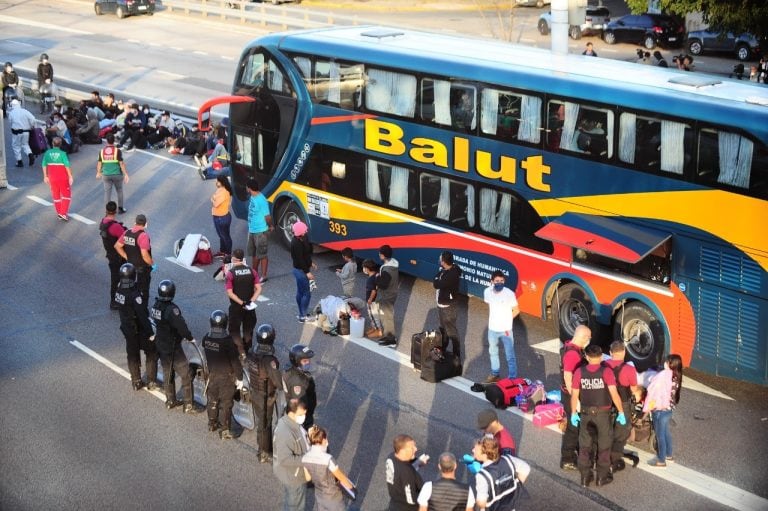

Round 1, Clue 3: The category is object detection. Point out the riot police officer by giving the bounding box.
[150,279,200,414]
[283,344,317,430]
[202,310,241,440]
[115,263,158,391]
[225,248,262,357]
[246,323,282,463]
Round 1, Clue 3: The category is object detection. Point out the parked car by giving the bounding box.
[94,0,155,18]
[686,30,762,61]
[538,5,611,40]
[515,0,550,7]
[602,13,684,49]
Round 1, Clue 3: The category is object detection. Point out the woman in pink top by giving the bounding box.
[643,354,683,467]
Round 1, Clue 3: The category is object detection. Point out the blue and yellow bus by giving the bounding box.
[200,26,768,384]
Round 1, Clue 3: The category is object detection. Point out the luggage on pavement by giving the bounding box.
[410,330,444,371]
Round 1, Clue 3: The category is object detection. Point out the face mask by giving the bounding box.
[295,414,306,425]
[493,283,505,292]
[302,362,313,373]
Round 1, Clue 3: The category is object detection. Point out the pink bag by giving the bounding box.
[532,403,564,427]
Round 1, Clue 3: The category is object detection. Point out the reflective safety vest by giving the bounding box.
[100,145,122,176]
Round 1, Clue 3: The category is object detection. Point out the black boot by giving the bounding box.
[28,153,35,166]
[596,474,614,487]
[132,380,144,391]
[624,452,640,468]
[146,381,159,391]
[183,403,201,414]
[165,399,182,410]
[208,420,219,432]
[611,459,626,473]
[580,472,593,488]
[16,160,23,168]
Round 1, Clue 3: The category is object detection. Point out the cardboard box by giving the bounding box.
[533,403,564,427]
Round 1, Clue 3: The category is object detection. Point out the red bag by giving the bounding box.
[485,377,530,409]
[193,248,213,266]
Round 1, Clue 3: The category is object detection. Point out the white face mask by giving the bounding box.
[295,414,306,425]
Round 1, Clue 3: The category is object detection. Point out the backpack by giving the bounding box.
[516,380,546,412]
[485,378,531,409]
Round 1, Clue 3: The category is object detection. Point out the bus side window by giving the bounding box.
[365,68,417,118]
[365,160,414,211]
[699,128,761,195]
[240,52,266,88]
[480,88,541,145]
[421,79,476,132]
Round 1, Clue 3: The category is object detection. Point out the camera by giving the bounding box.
[636,48,644,59]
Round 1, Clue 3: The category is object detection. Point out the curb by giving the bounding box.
[300,0,516,12]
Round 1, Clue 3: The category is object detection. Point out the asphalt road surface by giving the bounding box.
[2,2,768,510]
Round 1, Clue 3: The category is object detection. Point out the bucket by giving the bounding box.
[349,316,365,339]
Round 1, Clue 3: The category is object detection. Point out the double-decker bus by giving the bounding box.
[199,26,768,384]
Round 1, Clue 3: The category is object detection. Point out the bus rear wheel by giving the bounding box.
[613,302,665,371]
[277,201,304,250]
[553,283,598,341]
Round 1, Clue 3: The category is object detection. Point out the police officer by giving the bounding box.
[100,201,126,310]
[115,214,154,302]
[225,248,262,357]
[246,323,282,463]
[605,341,642,472]
[202,310,241,439]
[559,324,590,471]
[150,279,200,414]
[570,344,627,487]
[115,263,158,391]
[283,344,316,430]
[472,436,530,511]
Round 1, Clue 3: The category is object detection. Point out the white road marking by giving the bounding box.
[73,53,112,63]
[128,39,141,44]
[220,56,234,61]
[134,149,197,168]
[69,340,165,400]
[27,195,52,206]
[171,47,184,51]
[164,256,205,273]
[157,70,185,80]
[6,39,36,47]
[0,15,92,34]
[531,338,734,401]
[149,42,161,47]
[6,185,19,190]
[193,51,208,56]
[69,213,96,225]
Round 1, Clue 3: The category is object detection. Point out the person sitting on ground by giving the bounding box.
[76,107,101,144]
[147,110,174,149]
[197,139,231,180]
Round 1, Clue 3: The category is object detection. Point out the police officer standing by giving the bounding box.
[472,436,530,511]
[150,279,200,414]
[283,344,317,430]
[202,310,241,439]
[246,323,282,463]
[225,248,262,357]
[115,263,158,391]
[570,344,627,487]
[559,324,591,471]
[100,201,126,310]
[605,341,642,472]
[115,214,154,302]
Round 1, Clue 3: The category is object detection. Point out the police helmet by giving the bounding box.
[289,344,314,367]
[210,309,228,329]
[40,53,49,62]
[157,279,176,301]
[118,263,136,288]
[256,324,276,345]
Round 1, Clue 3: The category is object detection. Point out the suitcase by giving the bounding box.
[410,330,443,370]
[337,315,350,336]
[420,351,461,383]
[29,127,48,155]
[484,377,530,409]
[532,402,564,427]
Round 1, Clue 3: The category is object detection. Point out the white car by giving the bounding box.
[538,5,611,40]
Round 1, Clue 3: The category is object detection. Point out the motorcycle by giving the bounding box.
[39,80,57,113]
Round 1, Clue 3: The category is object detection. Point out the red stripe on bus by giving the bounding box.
[311,114,377,125]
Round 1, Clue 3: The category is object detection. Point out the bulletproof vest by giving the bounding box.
[476,455,519,511]
[284,367,316,411]
[579,364,612,408]
[115,286,140,331]
[151,300,179,353]
[611,361,632,403]
[560,343,585,392]
[203,333,236,378]
[100,218,123,260]
[122,229,149,269]
[428,478,471,511]
[247,352,278,395]
[230,265,255,303]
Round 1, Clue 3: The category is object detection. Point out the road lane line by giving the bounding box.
[164,256,205,273]
[6,185,18,190]
[7,39,36,47]
[339,333,764,511]
[157,70,185,79]
[27,195,52,206]
[73,53,112,63]
[69,213,96,225]
[0,15,92,34]
[220,56,234,61]
[193,51,208,56]
[134,149,197,168]
[530,338,734,401]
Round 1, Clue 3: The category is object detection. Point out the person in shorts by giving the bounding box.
[246,178,273,282]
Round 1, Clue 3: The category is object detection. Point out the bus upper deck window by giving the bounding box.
[241,53,266,87]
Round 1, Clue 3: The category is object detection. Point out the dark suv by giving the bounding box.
[686,30,762,61]
[602,13,684,49]
[94,0,155,18]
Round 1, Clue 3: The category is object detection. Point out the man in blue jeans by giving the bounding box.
[482,270,520,383]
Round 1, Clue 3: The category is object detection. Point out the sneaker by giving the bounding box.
[16,160,23,168]
[146,381,159,391]
[131,380,144,391]
[208,421,219,432]
[183,403,201,414]
[259,452,272,464]
[197,166,206,180]
[193,155,202,167]
[484,374,500,383]
[118,207,127,214]
[649,459,667,468]
[377,336,397,347]
[304,315,316,323]
[297,316,306,323]
[28,154,35,166]
[259,277,268,283]
[220,430,234,440]
[57,214,68,221]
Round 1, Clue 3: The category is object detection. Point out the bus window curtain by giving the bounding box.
[294,56,311,78]
[466,186,476,228]
[436,178,451,220]
[365,160,383,202]
[481,89,499,135]
[718,132,753,188]
[619,113,636,163]
[660,120,685,174]
[560,102,580,151]
[268,60,284,92]
[518,95,541,143]
[328,61,341,104]
[366,69,416,117]
[434,80,452,126]
[605,112,614,157]
[389,165,410,209]
[479,189,511,237]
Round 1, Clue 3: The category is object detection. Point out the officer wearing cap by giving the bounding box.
[283,344,317,429]
[115,263,159,391]
[202,310,241,439]
[225,248,262,358]
[246,323,282,462]
[115,214,154,302]
[477,409,516,456]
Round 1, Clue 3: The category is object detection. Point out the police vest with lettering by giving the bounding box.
[611,362,633,404]
[428,478,471,511]
[560,342,585,393]
[203,333,237,379]
[100,145,122,176]
[123,229,150,269]
[100,218,123,260]
[476,455,519,511]
[230,265,255,303]
[579,364,612,408]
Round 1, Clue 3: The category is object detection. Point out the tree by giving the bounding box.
[626,0,768,41]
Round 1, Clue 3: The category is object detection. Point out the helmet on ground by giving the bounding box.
[40,53,49,61]
[209,309,228,329]
[289,344,314,367]
[256,324,276,345]
[292,221,308,237]
[119,263,136,288]
[157,279,176,301]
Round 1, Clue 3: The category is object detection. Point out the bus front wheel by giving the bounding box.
[613,302,665,371]
[553,283,598,341]
[277,201,304,249]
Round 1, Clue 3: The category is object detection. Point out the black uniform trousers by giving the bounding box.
[206,376,236,429]
[437,304,461,359]
[561,391,579,464]
[108,257,121,306]
[611,400,632,463]
[136,268,151,304]
[121,326,158,384]
[252,389,277,455]
[228,303,256,355]
[159,344,193,404]
[578,407,613,479]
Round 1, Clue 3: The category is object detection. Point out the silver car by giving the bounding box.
[538,5,611,40]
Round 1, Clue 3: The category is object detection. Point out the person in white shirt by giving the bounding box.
[7,99,37,167]
[482,270,520,383]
